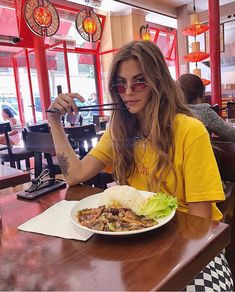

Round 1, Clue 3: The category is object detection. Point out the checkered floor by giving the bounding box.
[184,251,234,291]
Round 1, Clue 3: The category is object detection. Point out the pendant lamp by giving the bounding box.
[182,0,210,86]
[184,42,209,62]
[140,24,151,41]
[75,0,102,42]
[24,0,59,37]
[182,13,209,36]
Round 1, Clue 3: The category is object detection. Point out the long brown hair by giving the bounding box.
[108,40,192,192]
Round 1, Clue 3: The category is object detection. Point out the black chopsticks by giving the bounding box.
[46,102,127,113]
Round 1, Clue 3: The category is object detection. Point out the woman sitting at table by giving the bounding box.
[0,107,20,145]
[47,40,233,291]
[178,73,235,141]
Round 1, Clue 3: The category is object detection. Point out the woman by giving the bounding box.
[48,40,233,291]
[0,107,20,145]
[178,73,235,141]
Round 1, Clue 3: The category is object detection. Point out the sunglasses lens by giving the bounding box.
[112,84,126,94]
[112,82,147,94]
[132,82,147,92]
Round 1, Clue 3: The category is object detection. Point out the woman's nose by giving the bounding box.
[125,83,134,94]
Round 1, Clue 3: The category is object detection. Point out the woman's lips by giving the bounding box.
[125,100,139,106]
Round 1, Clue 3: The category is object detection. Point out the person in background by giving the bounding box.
[0,107,20,145]
[66,113,80,127]
[47,40,233,291]
[178,73,235,141]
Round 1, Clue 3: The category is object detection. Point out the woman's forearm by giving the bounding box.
[48,115,83,185]
[188,201,212,219]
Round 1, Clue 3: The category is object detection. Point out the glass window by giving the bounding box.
[68,51,97,124]
[46,48,69,100]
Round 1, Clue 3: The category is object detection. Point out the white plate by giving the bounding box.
[70,191,176,236]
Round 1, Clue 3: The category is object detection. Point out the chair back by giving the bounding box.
[64,124,96,141]
[93,115,100,125]
[26,132,58,177]
[212,140,235,224]
[64,124,97,158]
[226,102,235,119]
[26,123,50,133]
[26,132,55,155]
[0,122,12,154]
[212,141,235,182]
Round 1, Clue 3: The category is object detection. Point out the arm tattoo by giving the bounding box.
[57,152,70,177]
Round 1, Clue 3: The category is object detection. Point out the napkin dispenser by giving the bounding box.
[16,169,67,200]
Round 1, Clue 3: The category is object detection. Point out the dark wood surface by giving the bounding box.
[0,164,30,189]
[0,185,230,291]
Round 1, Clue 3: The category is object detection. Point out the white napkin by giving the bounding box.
[18,200,94,241]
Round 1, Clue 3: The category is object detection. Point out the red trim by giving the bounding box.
[25,49,36,123]
[63,41,71,92]
[33,35,50,119]
[12,57,25,126]
[153,30,160,43]
[100,49,118,55]
[175,32,180,79]
[208,0,221,108]
[95,54,104,115]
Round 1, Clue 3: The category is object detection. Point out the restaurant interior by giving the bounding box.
[0,0,235,290]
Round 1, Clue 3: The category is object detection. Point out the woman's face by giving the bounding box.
[116,58,150,117]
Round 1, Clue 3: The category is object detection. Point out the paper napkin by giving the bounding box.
[18,200,94,241]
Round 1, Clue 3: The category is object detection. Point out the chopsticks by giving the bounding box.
[46,102,127,113]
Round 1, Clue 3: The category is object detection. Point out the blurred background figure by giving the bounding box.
[0,107,20,145]
[178,73,235,142]
[66,113,81,127]
[88,92,97,105]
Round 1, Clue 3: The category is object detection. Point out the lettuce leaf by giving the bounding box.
[137,192,177,219]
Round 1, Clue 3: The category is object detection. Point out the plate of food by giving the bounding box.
[70,185,177,236]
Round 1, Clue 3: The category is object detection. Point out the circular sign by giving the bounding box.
[33,6,52,27]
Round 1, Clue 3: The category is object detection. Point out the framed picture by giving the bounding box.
[204,23,224,53]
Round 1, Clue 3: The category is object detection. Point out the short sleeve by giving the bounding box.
[183,132,225,203]
[89,130,114,166]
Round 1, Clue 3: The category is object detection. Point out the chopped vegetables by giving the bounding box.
[77,206,158,232]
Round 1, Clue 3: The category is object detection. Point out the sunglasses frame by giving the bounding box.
[111,81,148,94]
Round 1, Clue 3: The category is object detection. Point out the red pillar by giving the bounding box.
[33,35,51,119]
[208,0,221,107]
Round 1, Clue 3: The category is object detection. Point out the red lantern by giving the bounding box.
[24,0,59,37]
[83,16,97,35]
[201,78,211,86]
[33,6,52,27]
[76,8,102,42]
[182,23,209,36]
[184,51,209,62]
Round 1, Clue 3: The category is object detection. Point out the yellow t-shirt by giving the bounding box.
[89,114,225,221]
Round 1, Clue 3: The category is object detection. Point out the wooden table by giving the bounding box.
[0,164,30,189]
[0,185,230,291]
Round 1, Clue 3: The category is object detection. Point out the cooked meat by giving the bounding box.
[77,206,158,232]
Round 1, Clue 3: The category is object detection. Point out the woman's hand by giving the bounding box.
[47,93,85,118]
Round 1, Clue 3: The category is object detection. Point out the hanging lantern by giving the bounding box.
[184,51,209,62]
[182,1,210,86]
[184,41,209,62]
[24,0,59,37]
[83,15,97,35]
[201,78,211,86]
[140,24,151,41]
[76,7,102,42]
[193,68,211,86]
[182,13,209,36]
